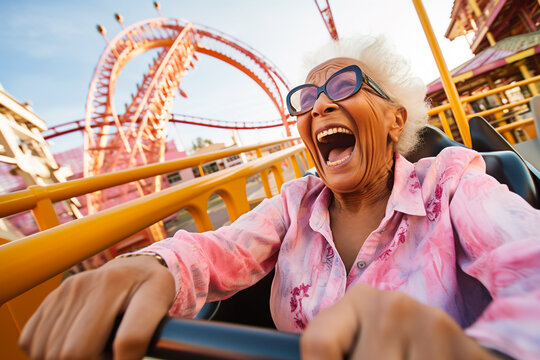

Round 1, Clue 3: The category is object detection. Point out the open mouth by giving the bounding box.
[316,127,356,167]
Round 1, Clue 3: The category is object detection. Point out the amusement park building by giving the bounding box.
[426,0,540,150]
[190,142,245,176]
[0,84,199,240]
[0,139,197,238]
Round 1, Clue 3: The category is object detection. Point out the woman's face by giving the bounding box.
[297,57,406,194]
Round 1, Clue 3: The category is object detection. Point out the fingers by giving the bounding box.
[42,284,89,358]
[52,281,130,359]
[113,267,175,360]
[300,294,359,360]
[302,284,491,360]
[301,285,419,360]
[20,270,123,359]
[19,256,175,360]
[19,277,73,357]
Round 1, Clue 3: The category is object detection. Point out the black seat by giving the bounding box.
[406,125,467,163]
[468,116,540,208]
[408,124,539,208]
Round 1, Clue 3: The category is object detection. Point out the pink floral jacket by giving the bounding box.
[141,147,540,359]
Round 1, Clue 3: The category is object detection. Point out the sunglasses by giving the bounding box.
[286,65,391,116]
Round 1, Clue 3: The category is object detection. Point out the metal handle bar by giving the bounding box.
[145,316,300,360]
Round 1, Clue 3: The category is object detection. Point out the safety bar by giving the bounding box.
[144,317,300,360]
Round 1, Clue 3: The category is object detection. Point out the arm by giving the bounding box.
[140,194,288,317]
[20,188,290,359]
[450,165,540,359]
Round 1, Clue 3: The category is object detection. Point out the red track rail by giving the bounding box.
[83,17,291,215]
[43,115,296,140]
[314,0,339,40]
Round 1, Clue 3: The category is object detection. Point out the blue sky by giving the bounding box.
[0,0,473,153]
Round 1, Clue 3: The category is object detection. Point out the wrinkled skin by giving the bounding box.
[298,58,496,359]
[19,256,175,360]
[297,57,403,199]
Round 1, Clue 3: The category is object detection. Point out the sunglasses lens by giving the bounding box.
[289,86,318,115]
[326,70,358,101]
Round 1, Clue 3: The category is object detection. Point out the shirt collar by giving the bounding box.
[386,153,426,217]
[308,153,426,234]
[309,185,333,235]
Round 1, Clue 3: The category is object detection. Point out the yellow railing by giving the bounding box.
[0,138,313,359]
[0,142,311,304]
[0,137,304,231]
[427,75,540,140]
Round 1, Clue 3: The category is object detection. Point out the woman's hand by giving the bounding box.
[300,284,497,360]
[19,255,175,360]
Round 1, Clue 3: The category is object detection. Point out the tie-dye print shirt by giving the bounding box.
[141,147,540,359]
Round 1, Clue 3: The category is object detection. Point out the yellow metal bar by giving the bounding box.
[486,32,496,46]
[413,0,472,147]
[0,137,301,218]
[507,48,535,64]
[428,74,540,116]
[256,147,272,198]
[518,62,539,96]
[305,150,315,168]
[271,164,284,193]
[261,171,272,198]
[438,111,454,140]
[0,144,306,304]
[28,186,60,231]
[298,151,308,170]
[485,75,504,105]
[185,199,214,232]
[291,155,302,178]
[217,178,251,222]
[198,164,205,177]
[495,118,534,133]
[0,303,27,359]
[468,98,530,118]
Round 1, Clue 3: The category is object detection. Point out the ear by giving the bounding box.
[388,107,407,143]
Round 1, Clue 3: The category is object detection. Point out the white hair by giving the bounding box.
[302,35,429,155]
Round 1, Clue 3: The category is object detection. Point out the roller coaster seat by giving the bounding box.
[408,124,539,209]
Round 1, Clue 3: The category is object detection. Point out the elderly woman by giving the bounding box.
[21,36,540,360]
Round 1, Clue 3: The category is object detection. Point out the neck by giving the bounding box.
[331,157,394,214]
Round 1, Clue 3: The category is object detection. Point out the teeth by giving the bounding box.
[326,153,351,166]
[316,127,352,143]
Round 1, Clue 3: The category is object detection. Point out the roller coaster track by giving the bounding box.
[84,18,291,214]
[43,115,297,140]
[314,0,339,40]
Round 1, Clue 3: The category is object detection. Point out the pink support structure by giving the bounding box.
[84,18,291,215]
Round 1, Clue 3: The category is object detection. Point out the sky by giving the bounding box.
[0,0,474,154]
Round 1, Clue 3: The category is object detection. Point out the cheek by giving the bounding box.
[297,115,312,143]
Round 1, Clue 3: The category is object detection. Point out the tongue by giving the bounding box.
[328,146,353,163]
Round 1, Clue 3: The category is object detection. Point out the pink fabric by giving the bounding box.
[140,147,540,359]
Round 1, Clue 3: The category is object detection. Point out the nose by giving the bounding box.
[311,92,339,117]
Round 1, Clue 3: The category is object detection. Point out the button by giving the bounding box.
[357,260,367,269]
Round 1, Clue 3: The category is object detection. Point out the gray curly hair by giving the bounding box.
[302,35,429,155]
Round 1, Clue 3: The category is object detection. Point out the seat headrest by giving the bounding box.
[406,125,466,163]
[407,123,539,208]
